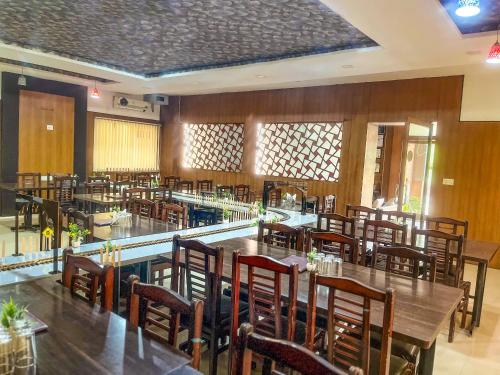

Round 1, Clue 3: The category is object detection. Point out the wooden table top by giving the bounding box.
[302,222,500,265]
[93,212,178,241]
[206,237,463,349]
[0,277,195,375]
[74,193,123,205]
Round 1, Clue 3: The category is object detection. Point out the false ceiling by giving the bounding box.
[440,0,500,34]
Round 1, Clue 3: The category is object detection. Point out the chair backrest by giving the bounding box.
[17,173,42,196]
[129,198,156,218]
[234,184,250,203]
[160,203,188,229]
[127,275,203,370]
[62,248,114,311]
[87,175,110,184]
[150,186,171,200]
[257,220,304,251]
[372,245,437,282]
[379,210,416,231]
[411,228,464,286]
[422,216,468,238]
[216,185,234,198]
[84,181,110,195]
[111,180,136,195]
[171,235,224,326]
[268,188,282,207]
[163,176,180,190]
[115,172,131,182]
[136,173,152,188]
[306,275,394,375]
[53,175,77,204]
[317,213,356,237]
[235,323,360,375]
[67,209,94,243]
[122,187,146,210]
[196,179,213,192]
[230,253,299,350]
[177,180,194,194]
[306,231,359,264]
[361,219,407,266]
[322,195,337,214]
[345,204,378,222]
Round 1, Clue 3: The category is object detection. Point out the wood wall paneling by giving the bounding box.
[18,90,75,174]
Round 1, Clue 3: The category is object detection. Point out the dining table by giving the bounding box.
[74,192,124,213]
[92,212,179,241]
[301,221,499,334]
[0,276,199,374]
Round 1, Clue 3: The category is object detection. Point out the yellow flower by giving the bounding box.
[42,227,54,239]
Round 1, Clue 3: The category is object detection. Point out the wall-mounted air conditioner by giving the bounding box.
[113,96,149,112]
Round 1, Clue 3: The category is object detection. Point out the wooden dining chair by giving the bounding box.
[379,211,417,231]
[115,172,131,182]
[54,175,79,223]
[196,179,213,192]
[268,188,282,207]
[129,198,156,219]
[411,228,470,342]
[62,248,114,311]
[305,275,411,375]
[136,173,152,188]
[421,216,468,238]
[316,213,356,237]
[178,180,194,194]
[147,186,171,202]
[87,175,110,184]
[159,203,188,229]
[127,275,204,370]
[163,176,180,190]
[257,220,305,251]
[229,252,300,374]
[122,187,146,210]
[67,209,94,244]
[216,185,234,198]
[361,219,407,266]
[234,184,250,203]
[234,323,361,375]
[345,204,379,222]
[322,194,336,213]
[84,181,110,196]
[111,180,136,195]
[172,235,241,375]
[306,231,359,264]
[17,172,42,197]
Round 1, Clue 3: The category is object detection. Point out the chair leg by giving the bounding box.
[461,286,470,329]
[449,310,456,343]
[209,332,218,375]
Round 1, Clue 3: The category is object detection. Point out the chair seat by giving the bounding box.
[203,294,248,324]
[371,331,420,364]
[369,347,413,375]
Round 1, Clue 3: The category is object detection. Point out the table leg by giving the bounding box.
[418,340,436,375]
[472,262,488,329]
[112,267,120,313]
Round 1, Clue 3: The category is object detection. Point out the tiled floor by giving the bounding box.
[0,217,498,374]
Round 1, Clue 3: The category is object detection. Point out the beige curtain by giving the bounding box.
[93,118,160,172]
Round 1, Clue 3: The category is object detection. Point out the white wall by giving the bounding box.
[87,90,161,121]
[461,72,500,122]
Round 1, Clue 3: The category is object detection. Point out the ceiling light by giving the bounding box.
[455,0,480,17]
[90,81,100,98]
[487,26,500,64]
[18,67,26,86]
[342,64,354,69]
[256,75,266,78]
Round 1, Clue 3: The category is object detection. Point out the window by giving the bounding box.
[255,122,343,182]
[93,117,160,172]
[183,123,244,172]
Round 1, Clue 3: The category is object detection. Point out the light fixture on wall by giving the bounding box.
[90,81,100,99]
[456,0,480,17]
[18,66,26,86]
[486,25,500,64]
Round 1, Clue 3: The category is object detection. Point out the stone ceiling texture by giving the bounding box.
[440,0,500,34]
[0,0,377,76]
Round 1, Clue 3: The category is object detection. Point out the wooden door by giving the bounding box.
[18,90,75,174]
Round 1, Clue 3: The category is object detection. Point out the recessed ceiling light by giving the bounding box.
[256,75,266,78]
[342,65,354,69]
[456,0,480,18]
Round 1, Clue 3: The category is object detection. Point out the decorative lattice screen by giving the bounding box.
[256,122,342,181]
[183,123,244,172]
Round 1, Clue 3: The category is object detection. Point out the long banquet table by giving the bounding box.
[177,237,464,375]
[0,277,198,375]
